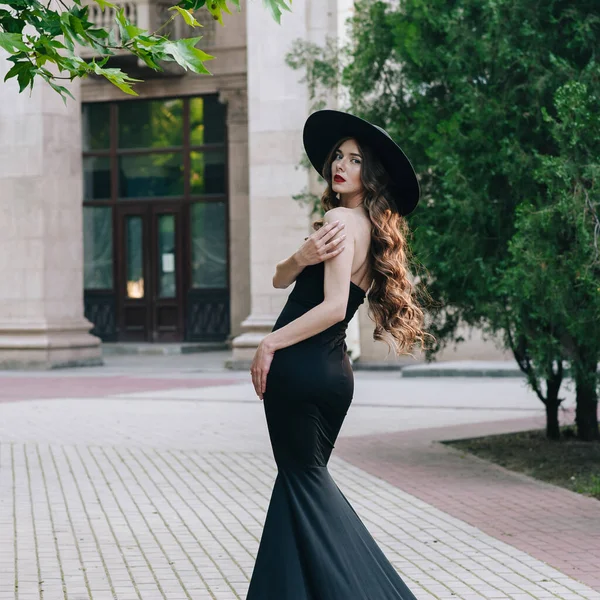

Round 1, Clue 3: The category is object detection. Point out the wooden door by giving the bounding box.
[117,203,184,341]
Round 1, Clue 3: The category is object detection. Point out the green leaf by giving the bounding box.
[216,0,233,15]
[105,75,139,95]
[263,0,292,24]
[0,9,25,34]
[48,81,76,104]
[204,0,236,25]
[87,27,110,40]
[4,60,30,84]
[59,12,79,49]
[206,2,224,26]
[160,37,214,74]
[48,39,67,49]
[66,14,89,41]
[93,0,118,10]
[177,0,207,9]
[1,0,35,9]
[115,7,144,43]
[91,62,142,95]
[0,32,29,53]
[58,54,87,72]
[135,49,162,71]
[39,9,64,37]
[169,6,202,27]
[17,65,34,92]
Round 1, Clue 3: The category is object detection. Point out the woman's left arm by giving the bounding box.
[251,208,355,399]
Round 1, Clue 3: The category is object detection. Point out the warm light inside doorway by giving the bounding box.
[127,278,144,298]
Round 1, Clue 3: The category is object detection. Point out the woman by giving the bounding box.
[247,109,428,599]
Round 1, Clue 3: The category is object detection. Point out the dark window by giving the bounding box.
[83,206,113,289]
[81,95,227,207]
[81,94,229,293]
[119,153,184,198]
[190,202,227,289]
[82,103,110,151]
[119,99,184,149]
[83,156,111,200]
[190,96,226,145]
[190,151,227,195]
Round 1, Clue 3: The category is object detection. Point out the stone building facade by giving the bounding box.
[0,0,511,368]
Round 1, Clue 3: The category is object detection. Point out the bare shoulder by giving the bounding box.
[324,206,350,219]
[324,207,372,286]
[323,206,356,229]
[324,207,369,236]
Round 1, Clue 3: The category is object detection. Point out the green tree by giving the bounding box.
[505,80,600,440]
[0,0,291,99]
[287,0,599,439]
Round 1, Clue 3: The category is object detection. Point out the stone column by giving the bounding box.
[218,87,250,340]
[229,0,313,368]
[0,56,102,369]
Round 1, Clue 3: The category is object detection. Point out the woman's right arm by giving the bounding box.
[272,252,305,289]
[273,220,347,289]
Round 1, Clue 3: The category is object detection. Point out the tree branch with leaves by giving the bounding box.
[0,0,292,99]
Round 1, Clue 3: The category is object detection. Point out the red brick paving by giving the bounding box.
[337,415,600,592]
[0,376,240,402]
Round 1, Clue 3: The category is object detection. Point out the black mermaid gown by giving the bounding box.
[246,261,418,600]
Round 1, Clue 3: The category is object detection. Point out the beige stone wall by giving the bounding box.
[356,301,512,368]
[0,56,101,368]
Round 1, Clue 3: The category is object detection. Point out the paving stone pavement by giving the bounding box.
[336,416,600,593]
[0,369,598,600]
[3,444,600,600]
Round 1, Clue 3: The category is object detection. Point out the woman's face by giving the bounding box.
[331,138,363,198]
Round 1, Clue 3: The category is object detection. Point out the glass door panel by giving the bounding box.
[83,206,113,289]
[151,206,182,341]
[118,207,148,341]
[190,202,227,289]
[157,214,176,299]
[125,216,144,299]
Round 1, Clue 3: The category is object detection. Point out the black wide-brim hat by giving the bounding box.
[303,110,420,216]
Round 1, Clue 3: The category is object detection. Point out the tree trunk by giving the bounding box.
[545,399,561,440]
[544,364,563,440]
[574,356,600,442]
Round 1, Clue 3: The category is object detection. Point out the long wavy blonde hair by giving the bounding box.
[312,136,433,357]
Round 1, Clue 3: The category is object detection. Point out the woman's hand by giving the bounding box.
[250,337,276,401]
[295,219,347,267]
